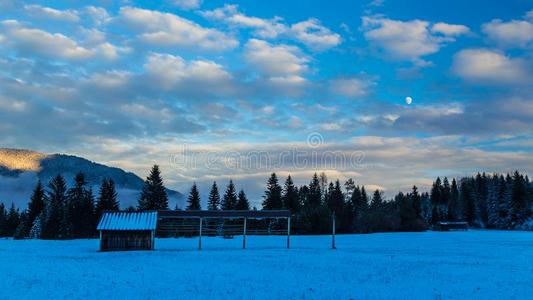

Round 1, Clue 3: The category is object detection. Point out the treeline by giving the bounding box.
[1,165,531,239]
[0,173,119,239]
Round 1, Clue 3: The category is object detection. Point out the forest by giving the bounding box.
[0,165,531,239]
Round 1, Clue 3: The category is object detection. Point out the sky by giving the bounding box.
[0,0,532,206]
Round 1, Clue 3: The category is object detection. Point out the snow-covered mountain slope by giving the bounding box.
[0,148,184,209]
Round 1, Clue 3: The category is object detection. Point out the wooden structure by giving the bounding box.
[434,221,468,231]
[97,211,157,251]
[157,210,292,250]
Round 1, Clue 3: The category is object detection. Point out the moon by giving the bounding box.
[405,96,413,105]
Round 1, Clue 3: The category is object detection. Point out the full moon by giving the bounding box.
[405,96,413,105]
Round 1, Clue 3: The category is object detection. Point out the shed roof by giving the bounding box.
[97,211,158,231]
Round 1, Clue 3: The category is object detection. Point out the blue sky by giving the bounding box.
[0,0,532,205]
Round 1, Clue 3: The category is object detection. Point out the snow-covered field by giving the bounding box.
[1,231,532,299]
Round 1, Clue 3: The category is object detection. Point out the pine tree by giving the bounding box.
[447,178,460,221]
[66,173,88,238]
[282,175,299,212]
[236,190,250,210]
[308,173,322,207]
[42,174,67,239]
[29,214,42,239]
[411,186,422,219]
[221,180,237,210]
[0,203,6,236]
[328,180,344,214]
[27,180,45,231]
[187,183,201,210]
[95,179,119,221]
[262,173,282,210]
[5,203,20,237]
[361,186,368,207]
[80,188,96,237]
[371,190,384,209]
[207,182,221,210]
[138,165,169,210]
[14,211,28,239]
[509,171,528,227]
[460,178,478,226]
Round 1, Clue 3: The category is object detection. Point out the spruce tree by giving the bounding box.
[5,203,20,237]
[447,179,460,221]
[370,190,384,209]
[411,185,422,219]
[282,175,299,212]
[138,165,169,210]
[42,174,67,239]
[509,171,528,227]
[187,183,201,210]
[262,173,282,210]
[207,181,221,210]
[308,173,322,207]
[236,190,250,210]
[0,203,6,236]
[27,180,45,231]
[96,179,119,221]
[328,180,344,214]
[66,173,88,238]
[221,180,237,210]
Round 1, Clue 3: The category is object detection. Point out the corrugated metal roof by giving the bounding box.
[97,211,158,231]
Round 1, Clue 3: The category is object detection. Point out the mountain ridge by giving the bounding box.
[0,148,184,209]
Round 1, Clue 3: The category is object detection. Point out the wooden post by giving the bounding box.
[99,230,103,251]
[150,230,155,250]
[332,213,336,250]
[287,217,291,249]
[199,217,203,250]
[243,217,247,249]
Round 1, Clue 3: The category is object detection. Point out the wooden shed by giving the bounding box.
[97,211,158,251]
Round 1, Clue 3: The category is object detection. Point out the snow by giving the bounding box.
[1,231,532,299]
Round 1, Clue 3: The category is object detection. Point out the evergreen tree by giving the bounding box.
[66,173,88,238]
[371,190,384,209]
[262,173,282,210]
[282,175,299,212]
[27,180,45,232]
[430,177,443,224]
[42,174,67,239]
[509,171,528,227]
[95,179,119,221]
[475,173,489,226]
[328,180,344,214]
[308,173,322,207]
[187,183,201,210]
[14,211,28,239]
[411,185,422,219]
[5,203,20,237]
[29,214,42,239]
[447,178,460,221]
[460,178,478,226]
[344,178,356,201]
[0,203,6,236]
[361,186,368,207]
[221,180,237,210]
[138,165,169,210]
[207,181,221,210]
[236,190,250,210]
[80,188,96,237]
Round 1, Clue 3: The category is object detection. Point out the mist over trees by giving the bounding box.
[0,167,531,239]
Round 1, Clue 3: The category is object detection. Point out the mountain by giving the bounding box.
[0,148,184,209]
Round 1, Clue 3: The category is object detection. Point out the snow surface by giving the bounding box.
[1,231,532,299]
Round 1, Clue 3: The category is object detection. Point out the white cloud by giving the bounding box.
[244,39,308,78]
[119,7,238,51]
[431,22,470,36]
[24,4,79,22]
[482,14,533,48]
[0,20,93,60]
[201,5,340,51]
[172,0,202,10]
[95,42,131,60]
[200,4,286,39]
[143,53,232,90]
[84,6,111,26]
[362,16,467,65]
[290,18,341,51]
[452,48,530,85]
[330,77,374,98]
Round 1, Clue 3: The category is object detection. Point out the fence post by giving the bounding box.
[332,213,336,250]
[287,217,291,249]
[243,217,247,249]
[199,217,203,250]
